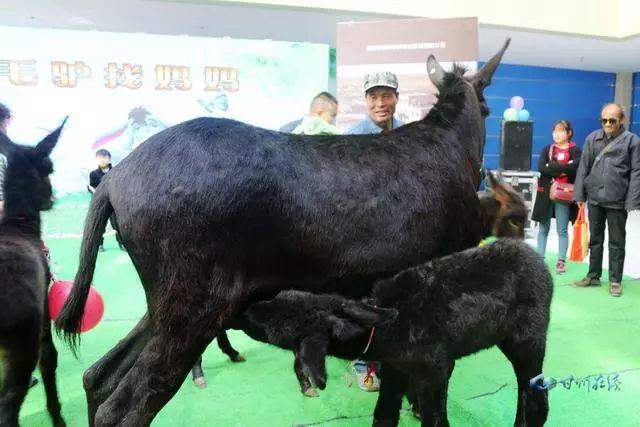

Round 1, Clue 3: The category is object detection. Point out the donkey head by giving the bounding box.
[0,119,65,228]
[480,172,527,238]
[425,40,510,174]
[240,291,397,390]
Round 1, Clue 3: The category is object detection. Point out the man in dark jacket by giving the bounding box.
[573,104,640,296]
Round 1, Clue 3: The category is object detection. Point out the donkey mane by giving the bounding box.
[423,64,470,128]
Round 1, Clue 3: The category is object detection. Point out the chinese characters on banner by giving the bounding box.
[0,25,328,195]
[0,60,38,85]
[1,59,239,91]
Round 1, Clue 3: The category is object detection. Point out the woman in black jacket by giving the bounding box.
[531,120,582,273]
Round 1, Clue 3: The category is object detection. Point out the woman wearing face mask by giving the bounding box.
[532,119,582,273]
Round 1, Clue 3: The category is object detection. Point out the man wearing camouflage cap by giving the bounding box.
[346,71,404,135]
[344,72,404,393]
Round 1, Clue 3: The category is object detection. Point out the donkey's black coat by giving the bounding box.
[232,173,527,399]
[240,238,552,427]
[0,125,65,427]
[56,41,510,426]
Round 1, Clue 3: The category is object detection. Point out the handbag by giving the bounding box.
[550,180,574,202]
[548,144,574,202]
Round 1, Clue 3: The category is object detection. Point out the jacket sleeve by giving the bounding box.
[573,139,593,202]
[537,146,561,178]
[625,135,640,210]
[571,146,582,167]
[548,147,581,175]
[89,170,100,189]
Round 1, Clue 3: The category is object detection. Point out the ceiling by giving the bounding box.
[3,0,640,73]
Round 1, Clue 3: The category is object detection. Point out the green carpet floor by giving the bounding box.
[17,193,640,426]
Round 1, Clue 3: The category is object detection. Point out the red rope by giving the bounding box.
[363,361,379,385]
[362,326,376,355]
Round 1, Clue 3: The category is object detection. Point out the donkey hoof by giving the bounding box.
[193,376,206,389]
[411,404,422,420]
[231,354,246,363]
[303,387,319,397]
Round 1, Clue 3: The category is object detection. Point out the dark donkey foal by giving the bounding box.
[238,172,528,399]
[239,238,552,427]
[0,123,66,427]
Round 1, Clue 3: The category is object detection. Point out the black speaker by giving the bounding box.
[500,121,533,171]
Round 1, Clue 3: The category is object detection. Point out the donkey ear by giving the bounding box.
[34,116,68,157]
[472,38,510,90]
[426,55,446,88]
[486,171,500,192]
[490,173,519,209]
[339,300,398,328]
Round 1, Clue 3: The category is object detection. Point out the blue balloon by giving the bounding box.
[517,109,530,121]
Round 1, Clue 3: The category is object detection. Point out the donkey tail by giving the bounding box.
[54,187,113,354]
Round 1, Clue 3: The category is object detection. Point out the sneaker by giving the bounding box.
[555,260,566,274]
[99,245,105,252]
[574,276,601,287]
[29,376,38,388]
[609,282,622,297]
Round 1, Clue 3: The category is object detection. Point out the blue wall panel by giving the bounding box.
[479,63,615,171]
[631,72,640,136]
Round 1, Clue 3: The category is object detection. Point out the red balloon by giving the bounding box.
[49,280,104,332]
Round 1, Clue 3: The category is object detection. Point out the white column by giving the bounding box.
[614,72,633,118]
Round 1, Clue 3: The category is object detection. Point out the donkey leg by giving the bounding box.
[372,363,408,427]
[414,362,454,427]
[294,355,317,397]
[499,338,549,427]
[190,329,245,389]
[407,361,455,420]
[38,317,66,427]
[217,330,245,362]
[0,320,40,427]
[84,314,152,426]
[94,264,242,426]
[191,356,206,389]
[94,324,219,427]
[405,378,421,419]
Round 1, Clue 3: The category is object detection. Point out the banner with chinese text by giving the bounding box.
[0,25,329,193]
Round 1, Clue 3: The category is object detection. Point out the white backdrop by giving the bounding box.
[0,25,329,193]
